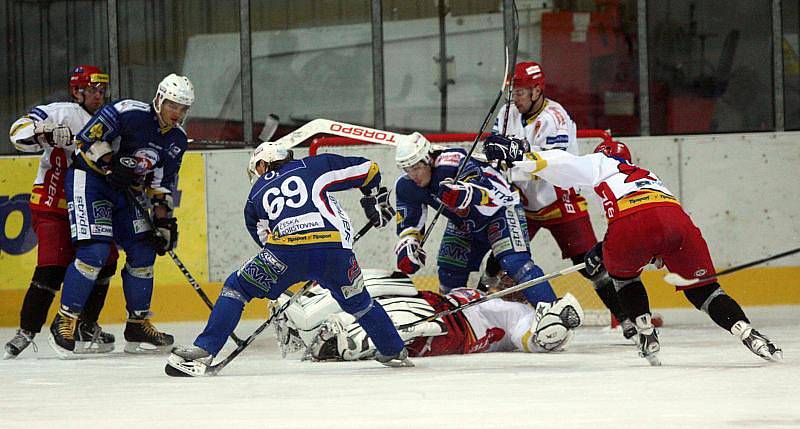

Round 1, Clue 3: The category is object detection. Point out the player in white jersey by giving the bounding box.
[4,65,118,359]
[484,138,782,365]
[274,270,584,361]
[482,62,633,339]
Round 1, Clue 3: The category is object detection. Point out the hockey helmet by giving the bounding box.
[69,65,109,91]
[248,141,292,181]
[395,132,432,169]
[594,140,632,163]
[512,62,545,90]
[153,73,195,115]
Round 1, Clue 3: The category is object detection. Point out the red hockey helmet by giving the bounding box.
[594,140,632,163]
[512,61,545,90]
[69,65,109,90]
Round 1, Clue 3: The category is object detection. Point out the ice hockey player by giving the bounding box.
[165,142,412,376]
[481,61,634,341]
[393,132,557,306]
[274,270,585,361]
[48,73,194,357]
[484,137,783,365]
[5,65,119,359]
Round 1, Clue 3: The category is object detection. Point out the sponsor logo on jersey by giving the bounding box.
[274,212,325,237]
[435,152,463,167]
[92,200,113,225]
[167,143,182,158]
[90,224,113,236]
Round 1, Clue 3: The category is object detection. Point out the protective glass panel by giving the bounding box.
[250,0,373,133]
[383,1,504,133]
[0,1,108,155]
[117,0,242,142]
[524,0,640,136]
[647,0,774,134]
[784,1,800,130]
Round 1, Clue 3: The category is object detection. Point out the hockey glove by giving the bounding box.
[106,155,139,190]
[483,134,527,164]
[150,217,178,256]
[360,186,395,229]
[395,236,426,275]
[584,241,605,279]
[34,123,74,148]
[438,178,480,211]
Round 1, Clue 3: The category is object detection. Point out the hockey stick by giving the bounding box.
[204,221,375,376]
[396,262,585,330]
[663,247,800,287]
[125,189,246,346]
[202,279,316,376]
[420,41,514,247]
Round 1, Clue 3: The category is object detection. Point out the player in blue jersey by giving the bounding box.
[165,142,412,376]
[392,132,556,305]
[49,74,194,357]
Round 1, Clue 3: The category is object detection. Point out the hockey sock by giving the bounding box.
[355,301,404,356]
[61,243,110,312]
[82,281,110,325]
[194,295,245,356]
[510,261,556,305]
[593,278,628,321]
[683,284,748,332]
[613,278,650,321]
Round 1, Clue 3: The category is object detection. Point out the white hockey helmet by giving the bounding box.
[248,141,291,181]
[153,73,195,115]
[395,132,431,169]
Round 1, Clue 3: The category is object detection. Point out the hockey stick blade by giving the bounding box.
[663,246,800,287]
[397,262,585,330]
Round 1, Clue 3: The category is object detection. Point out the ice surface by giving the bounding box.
[1,308,798,429]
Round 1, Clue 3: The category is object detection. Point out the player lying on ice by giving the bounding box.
[483,136,782,365]
[273,269,585,361]
[166,143,412,376]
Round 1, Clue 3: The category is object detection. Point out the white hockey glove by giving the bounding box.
[360,186,395,229]
[34,123,73,148]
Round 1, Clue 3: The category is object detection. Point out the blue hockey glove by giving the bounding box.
[150,217,178,256]
[483,134,527,164]
[360,186,395,229]
[584,241,605,279]
[395,236,426,275]
[106,155,139,190]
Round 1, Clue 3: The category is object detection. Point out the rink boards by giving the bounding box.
[1,132,799,325]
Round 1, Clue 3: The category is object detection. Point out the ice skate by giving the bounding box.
[731,321,783,362]
[635,314,661,366]
[48,309,79,359]
[165,345,213,377]
[375,347,414,367]
[124,314,174,354]
[4,329,37,359]
[74,320,115,354]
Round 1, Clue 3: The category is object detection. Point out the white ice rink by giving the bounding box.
[1,308,799,429]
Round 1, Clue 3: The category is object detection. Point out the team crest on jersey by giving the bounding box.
[133,147,160,174]
[88,123,105,140]
[435,152,463,167]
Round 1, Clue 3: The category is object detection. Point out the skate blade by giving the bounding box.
[74,341,114,354]
[644,353,662,366]
[379,358,415,368]
[165,354,209,377]
[47,335,83,360]
[125,342,173,354]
